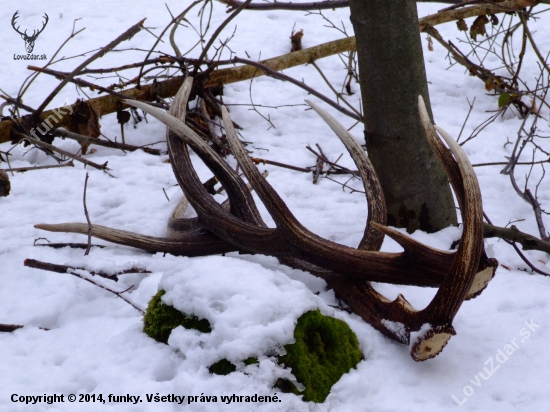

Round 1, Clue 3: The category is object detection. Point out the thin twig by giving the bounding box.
[0,323,50,332]
[83,173,93,256]
[218,0,462,12]
[519,13,550,76]
[53,128,163,156]
[15,133,112,175]
[232,56,362,122]
[24,259,145,314]
[1,161,74,173]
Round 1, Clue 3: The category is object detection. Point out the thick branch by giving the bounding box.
[483,222,550,253]
[217,0,463,12]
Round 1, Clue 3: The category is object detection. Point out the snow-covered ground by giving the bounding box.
[1,1,550,411]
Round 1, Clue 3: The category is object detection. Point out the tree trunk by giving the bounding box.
[348,0,457,232]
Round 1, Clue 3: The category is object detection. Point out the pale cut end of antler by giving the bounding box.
[410,324,456,362]
[466,265,495,300]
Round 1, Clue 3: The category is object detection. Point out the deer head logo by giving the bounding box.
[12,11,49,54]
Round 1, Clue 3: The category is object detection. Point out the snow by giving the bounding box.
[1,0,550,411]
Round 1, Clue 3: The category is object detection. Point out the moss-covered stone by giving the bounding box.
[278,310,362,403]
[143,290,211,343]
[209,359,236,375]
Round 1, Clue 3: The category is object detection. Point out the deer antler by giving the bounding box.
[36,78,497,360]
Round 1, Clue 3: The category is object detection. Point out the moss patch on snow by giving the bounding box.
[209,359,237,375]
[278,310,362,403]
[143,290,211,343]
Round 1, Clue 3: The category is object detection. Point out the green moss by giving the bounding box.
[243,357,258,366]
[209,359,236,375]
[143,290,211,344]
[278,310,362,403]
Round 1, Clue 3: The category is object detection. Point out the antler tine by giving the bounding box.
[133,77,266,227]
[34,222,237,257]
[418,96,496,299]
[407,96,486,361]
[418,96,465,214]
[124,100,282,255]
[305,100,385,251]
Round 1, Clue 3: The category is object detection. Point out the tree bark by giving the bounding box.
[348,0,457,232]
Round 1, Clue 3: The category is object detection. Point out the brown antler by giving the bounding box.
[36,78,497,360]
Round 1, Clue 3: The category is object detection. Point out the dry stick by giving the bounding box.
[232,57,362,121]
[0,0,536,144]
[313,143,327,184]
[306,144,359,176]
[28,66,143,103]
[0,94,37,114]
[511,17,528,87]
[53,128,163,156]
[1,161,74,173]
[15,133,111,174]
[457,97,475,143]
[313,156,324,184]
[34,18,146,117]
[24,258,119,281]
[83,173,93,256]
[0,323,50,332]
[24,259,145,314]
[218,0,463,12]
[507,89,550,242]
[250,157,312,173]
[76,57,177,75]
[34,242,105,250]
[310,61,362,118]
[473,158,550,167]
[483,223,550,254]
[520,13,550,76]
[483,215,550,276]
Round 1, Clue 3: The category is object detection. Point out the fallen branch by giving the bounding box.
[83,173,93,255]
[217,0,464,12]
[24,258,145,313]
[0,323,50,332]
[484,222,550,253]
[53,128,163,156]
[0,0,539,144]
[15,133,111,174]
[1,161,74,173]
[231,56,362,121]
